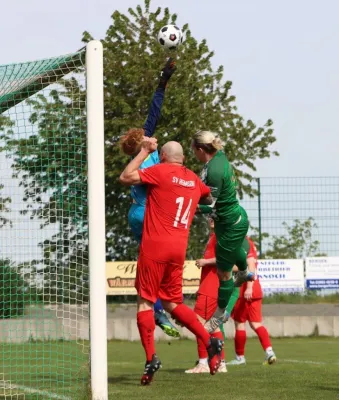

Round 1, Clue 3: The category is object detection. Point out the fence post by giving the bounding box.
[257,178,262,256]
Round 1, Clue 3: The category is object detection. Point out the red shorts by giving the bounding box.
[135,252,183,304]
[194,293,217,321]
[231,298,262,323]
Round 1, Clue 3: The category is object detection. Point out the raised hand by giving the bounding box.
[158,57,176,89]
[141,137,158,153]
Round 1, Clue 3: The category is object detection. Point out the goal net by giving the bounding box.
[0,42,107,399]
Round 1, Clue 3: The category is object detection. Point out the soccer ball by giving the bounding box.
[157,25,183,50]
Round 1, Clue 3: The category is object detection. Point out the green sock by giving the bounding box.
[226,287,240,315]
[219,322,226,341]
[218,279,234,309]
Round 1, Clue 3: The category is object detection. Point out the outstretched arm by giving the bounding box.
[143,58,176,137]
[143,89,165,138]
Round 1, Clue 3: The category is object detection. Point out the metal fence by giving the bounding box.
[240,177,339,257]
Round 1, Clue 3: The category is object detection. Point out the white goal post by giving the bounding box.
[86,40,108,400]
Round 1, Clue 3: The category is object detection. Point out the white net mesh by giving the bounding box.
[0,50,89,399]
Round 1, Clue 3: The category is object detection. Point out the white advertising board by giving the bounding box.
[257,259,305,293]
[305,257,339,290]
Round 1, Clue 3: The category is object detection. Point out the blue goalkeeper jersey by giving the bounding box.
[130,87,164,207]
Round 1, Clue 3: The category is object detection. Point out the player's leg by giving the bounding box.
[154,298,180,338]
[185,295,209,373]
[216,286,240,340]
[248,300,277,365]
[129,205,180,338]
[160,264,223,375]
[206,213,248,333]
[185,295,226,373]
[135,253,163,385]
[232,208,255,287]
[227,298,248,365]
[224,286,240,321]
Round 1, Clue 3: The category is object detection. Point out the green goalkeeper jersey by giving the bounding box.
[199,150,242,224]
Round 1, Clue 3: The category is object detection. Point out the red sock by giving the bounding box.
[137,310,155,362]
[211,331,225,359]
[255,326,271,351]
[197,337,208,359]
[235,329,246,356]
[171,304,210,348]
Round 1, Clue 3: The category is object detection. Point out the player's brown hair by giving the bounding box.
[119,128,145,156]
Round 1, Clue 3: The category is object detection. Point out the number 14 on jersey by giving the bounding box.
[173,197,192,229]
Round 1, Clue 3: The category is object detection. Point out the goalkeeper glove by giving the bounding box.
[158,57,176,89]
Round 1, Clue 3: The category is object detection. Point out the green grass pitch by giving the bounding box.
[1,337,339,399]
[108,337,339,400]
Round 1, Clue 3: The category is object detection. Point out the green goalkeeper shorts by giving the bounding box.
[214,207,249,272]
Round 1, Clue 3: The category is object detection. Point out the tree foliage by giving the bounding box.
[0,79,88,303]
[0,116,13,227]
[82,0,278,260]
[0,0,278,304]
[257,218,326,259]
[0,259,27,318]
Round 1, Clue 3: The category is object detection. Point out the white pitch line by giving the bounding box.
[281,359,339,366]
[0,382,71,400]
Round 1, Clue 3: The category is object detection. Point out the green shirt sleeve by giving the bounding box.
[198,204,213,214]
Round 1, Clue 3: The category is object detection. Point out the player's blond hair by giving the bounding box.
[192,130,224,154]
[119,128,145,156]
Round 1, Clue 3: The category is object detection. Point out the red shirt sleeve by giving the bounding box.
[138,164,161,186]
[203,233,217,259]
[247,238,258,260]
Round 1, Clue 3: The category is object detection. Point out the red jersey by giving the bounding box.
[197,233,219,299]
[138,163,210,265]
[239,237,263,299]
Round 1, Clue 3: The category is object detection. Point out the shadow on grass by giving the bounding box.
[164,368,186,373]
[108,375,140,386]
[313,385,338,392]
[108,372,181,386]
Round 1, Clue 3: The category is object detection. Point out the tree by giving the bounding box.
[0,116,13,228]
[0,79,88,303]
[0,0,278,302]
[260,217,326,259]
[0,259,27,318]
[82,0,278,260]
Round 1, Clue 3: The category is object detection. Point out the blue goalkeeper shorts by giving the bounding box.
[128,204,145,243]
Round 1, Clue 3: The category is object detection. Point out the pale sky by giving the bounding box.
[2,0,338,178]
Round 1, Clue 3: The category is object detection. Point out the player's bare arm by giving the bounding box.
[119,138,158,185]
[243,257,256,299]
[247,257,256,274]
[195,257,216,269]
[198,194,213,205]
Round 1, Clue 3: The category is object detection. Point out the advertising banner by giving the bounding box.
[107,258,306,295]
[305,257,339,289]
[106,260,201,295]
[257,259,304,293]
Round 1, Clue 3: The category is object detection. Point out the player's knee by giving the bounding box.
[249,321,262,330]
[196,313,206,324]
[217,269,232,281]
[235,322,245,330]
[137,296,153,312]
[161,300,178,313]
